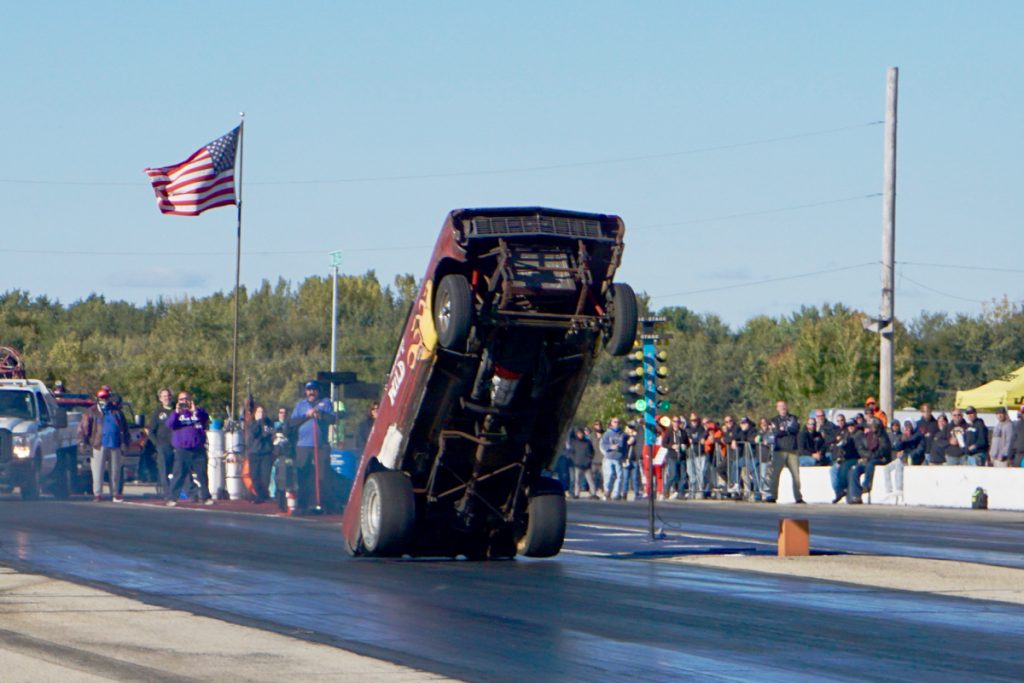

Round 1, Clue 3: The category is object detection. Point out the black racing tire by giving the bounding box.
[606,282,638,357]
[359,471,416,557]
[434,274,473,350]
[517,477,567,558]
[20,457,41,501]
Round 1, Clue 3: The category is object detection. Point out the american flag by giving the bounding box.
[144,127,239,216]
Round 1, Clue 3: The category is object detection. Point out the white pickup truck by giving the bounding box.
[0,379,80,499]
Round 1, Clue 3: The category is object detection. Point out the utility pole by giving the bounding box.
[880,67,898,420]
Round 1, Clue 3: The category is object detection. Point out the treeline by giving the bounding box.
[1,272,417,417]
[3,275,1023,424]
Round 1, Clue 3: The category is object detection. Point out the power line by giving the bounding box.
[0,121,882,187]
[898,273,987,304]
[0,191,883,259]
[632,193,880,231]
[899,261,1024,275]
[650,261,877,299]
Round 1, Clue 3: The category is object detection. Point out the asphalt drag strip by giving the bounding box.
[0,566,455,683]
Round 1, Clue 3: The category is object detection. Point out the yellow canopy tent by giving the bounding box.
[954,365,1024,411]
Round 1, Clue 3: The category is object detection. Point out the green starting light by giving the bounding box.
[632,398,648,412]
[657,400,672,411]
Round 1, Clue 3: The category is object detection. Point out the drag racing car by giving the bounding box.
[341,207,636,558]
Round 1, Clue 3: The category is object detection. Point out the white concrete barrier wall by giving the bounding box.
[773,465,1024,510]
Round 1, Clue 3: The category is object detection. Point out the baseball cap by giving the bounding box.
[304,380,320,391]
[740,416,752,424]
[96,389,110,399]
[965,406,976,414]
[865,396,877,406]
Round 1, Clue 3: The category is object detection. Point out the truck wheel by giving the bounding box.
[20,457,41,501]
[435,274,473,350]
[606,282,638,356]
[359,471,416,557]
[517,477,567,558]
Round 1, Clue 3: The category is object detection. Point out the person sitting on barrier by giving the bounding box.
[165,391,212,506]
[814,409,838,445]
[881,421,922,502]
[798,416,826,467]
[289,381,336,513]
[831,420,862,503]
[567,426,597,499]
[245,405,275,503]
[848,418,892,501]
[896,420,924,462]
[827,414,848,495]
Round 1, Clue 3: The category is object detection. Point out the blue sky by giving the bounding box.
[2,1,1021,328]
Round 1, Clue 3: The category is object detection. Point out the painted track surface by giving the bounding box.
[1,498,1022,682]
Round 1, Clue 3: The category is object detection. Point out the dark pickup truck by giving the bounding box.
[341,207,636,559]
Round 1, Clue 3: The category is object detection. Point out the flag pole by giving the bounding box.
[231,113,245,424]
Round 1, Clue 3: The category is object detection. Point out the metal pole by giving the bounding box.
[231,113,245,424]
[329,251,342,445]
[880,68,898,420]
[330,263,338,402]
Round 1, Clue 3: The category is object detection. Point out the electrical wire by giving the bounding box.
[650,261,877,299]
[0,121,882,187]
[897,273,987,304]
[632,193,880,231]
[899,261,1024,275]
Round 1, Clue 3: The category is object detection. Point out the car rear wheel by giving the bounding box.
[435,274,473,350]
[517,477,567,558]
[606,282,638,356]
[360,471,416,557]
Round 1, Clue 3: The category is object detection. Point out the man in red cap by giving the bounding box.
[76,387,131,502]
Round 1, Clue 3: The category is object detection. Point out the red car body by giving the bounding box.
[341,207,636,558]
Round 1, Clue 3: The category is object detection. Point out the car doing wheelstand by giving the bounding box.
[341,207,637,559]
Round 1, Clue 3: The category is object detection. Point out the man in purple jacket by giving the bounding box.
[165,391,212,506]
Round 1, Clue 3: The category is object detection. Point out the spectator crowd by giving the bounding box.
[75,379,342,515]
[558,397,1024,505]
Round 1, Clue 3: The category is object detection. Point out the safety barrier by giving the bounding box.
[772,464,1024,510]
